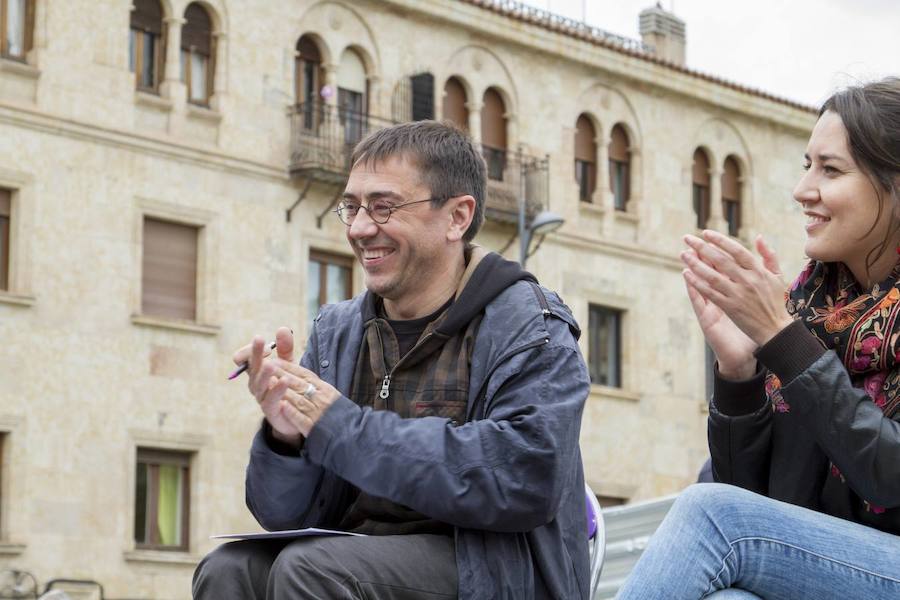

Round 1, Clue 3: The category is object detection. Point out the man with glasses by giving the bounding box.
[194,121,590,599]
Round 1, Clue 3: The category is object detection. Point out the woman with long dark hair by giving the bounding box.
[618,78,900,599]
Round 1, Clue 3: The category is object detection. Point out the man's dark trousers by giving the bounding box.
[192,533,457,599]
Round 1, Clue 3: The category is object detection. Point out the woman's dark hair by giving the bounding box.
[820,77,900,276]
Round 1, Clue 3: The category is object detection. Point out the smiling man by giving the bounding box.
[193,121,591,599]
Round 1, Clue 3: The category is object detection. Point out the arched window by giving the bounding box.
[692,148,711,229]
[442,77,468,131]
[295,35,322,130]
[574,114,597,203]
[608,124,631,211]
[181,3,214,106]
[130,0,164,92]
[481,88,507,181]
[1,0,34,61]
[722,156,742,237]
[336,48,368,146]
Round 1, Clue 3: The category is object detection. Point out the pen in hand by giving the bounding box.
[228,341,277,380]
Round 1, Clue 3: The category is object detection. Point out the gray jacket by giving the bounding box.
[245,280,590,599]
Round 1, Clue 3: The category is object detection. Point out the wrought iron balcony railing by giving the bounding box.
[289,102,397,184]
[480,144,549,224]
[288,103,549,225]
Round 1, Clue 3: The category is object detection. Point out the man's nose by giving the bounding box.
[347,207,378,239]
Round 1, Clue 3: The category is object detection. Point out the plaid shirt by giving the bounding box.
[338,297,482,535]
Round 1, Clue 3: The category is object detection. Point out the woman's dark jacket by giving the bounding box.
[710,320,900,534]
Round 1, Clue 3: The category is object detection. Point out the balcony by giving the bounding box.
[288,103,549,226]
[289,102,396,184]
[481,144,549,224]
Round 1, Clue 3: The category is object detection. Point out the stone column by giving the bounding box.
[209,30,228,111]
[366,74,381,117]
[596,137,610,210]
[708,167,726,232]
[505,111,518,150]
[160,17,186,104]
[466,101,482,143]
[30,0,49,60]
[322,63,339,107]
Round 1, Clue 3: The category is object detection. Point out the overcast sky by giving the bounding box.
[520,0,899,107]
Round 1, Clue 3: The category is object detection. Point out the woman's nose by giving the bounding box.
[792,170,818,206]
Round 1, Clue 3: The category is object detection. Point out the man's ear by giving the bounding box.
[446,195,476,242]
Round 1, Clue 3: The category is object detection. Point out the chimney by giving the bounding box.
[639,3,686,66]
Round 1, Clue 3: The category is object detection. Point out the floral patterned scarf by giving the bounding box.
[765,260,900,418]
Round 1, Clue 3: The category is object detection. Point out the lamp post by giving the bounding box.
[512,148,564,267]
[519,208,564,267]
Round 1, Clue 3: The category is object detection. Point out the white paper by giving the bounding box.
[211,527,366,541]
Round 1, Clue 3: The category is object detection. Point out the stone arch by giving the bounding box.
[574,83,644,213]
[445,45,518,115]
[157,0,175,20]
[296,1,381,76]
[693,118,752,178]
[293,31,333,68]
[691,119,755,236]
[172,0,228,34]
[575,82,643,148]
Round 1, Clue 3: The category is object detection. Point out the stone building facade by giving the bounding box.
[0,0,816,597]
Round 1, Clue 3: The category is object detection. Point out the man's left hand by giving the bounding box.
[265,358,342,438]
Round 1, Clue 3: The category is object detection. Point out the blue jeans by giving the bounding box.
[616,483,900,599]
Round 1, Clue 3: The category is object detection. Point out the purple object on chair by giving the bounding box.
[585,490,598,539]
[585,483,606,596]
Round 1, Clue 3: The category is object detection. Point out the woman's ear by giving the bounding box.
[446,195,476,242]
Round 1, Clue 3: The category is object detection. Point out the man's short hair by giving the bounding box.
[350,120,487,243]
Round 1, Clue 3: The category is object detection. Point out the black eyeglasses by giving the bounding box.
[333,197,438,225]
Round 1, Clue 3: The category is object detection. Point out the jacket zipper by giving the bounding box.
[374,325,434,403]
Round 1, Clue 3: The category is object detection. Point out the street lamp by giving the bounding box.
[519,207,564,267]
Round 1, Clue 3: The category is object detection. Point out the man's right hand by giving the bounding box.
[233,326,304,446]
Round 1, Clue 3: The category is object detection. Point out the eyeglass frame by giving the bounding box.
[333,196,446,225]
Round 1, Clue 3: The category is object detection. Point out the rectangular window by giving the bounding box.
[308,251,353,323]
[338,88,365,146]
[575,159,595,203]
[723,199,740,237]
[135,448,190,551]
[181,48,210,105]
[2,0,26,59]
[140,31,156,89]
[129,28,136,73]
[0,189,10,291]
[410,72,435,121]
[142,217,199,321]
[130,28,159,91]
[190,51,207,102]
[588,305,622,388]
[610,159,629,211]
[299,61,320,130]
[483,146,506,182]
[693,184,710,229]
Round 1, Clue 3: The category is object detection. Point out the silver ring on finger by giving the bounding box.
[302,382,317,400]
